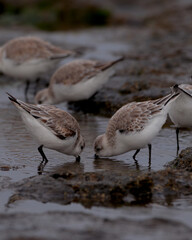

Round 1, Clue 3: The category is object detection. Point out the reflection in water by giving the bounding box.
[50,161,84,176]
[1,82,192,181]
[134,159,140,171]
[94,157,142,173]
[38,160,48,175]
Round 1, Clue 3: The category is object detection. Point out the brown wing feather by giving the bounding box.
[4,37,70,63]
[106,101,163,145]
[51,58,122,86]
[94,57,124,71]
[51,59,101,85]
[44,110,79,139]
[17,100,79,139]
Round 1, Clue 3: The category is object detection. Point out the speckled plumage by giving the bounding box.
[35,57,123,104]
[0,36,73,83]
[50,59,121,85]
[7,93,85,167]
[15,100,81,141]
[106,94,173,147]
[1,36,72,63]
[94,93,179,159]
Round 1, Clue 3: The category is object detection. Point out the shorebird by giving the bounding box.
[0,36,73,99]
[169,84,192,154]
[7,93,85,173]
[94,92,179,166]
[35,57,123,104]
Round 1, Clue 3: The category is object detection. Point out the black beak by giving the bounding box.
[76,156,81,162]
[94,154,99,159]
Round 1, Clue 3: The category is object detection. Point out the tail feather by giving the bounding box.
[7,92,38,115]
[50,54,71,60]
[164,92,180,106]
[50,50,75,60]
[152,94,171,105]
[7,92,21,106]
[153,92,180,106]
[99,56,124,71]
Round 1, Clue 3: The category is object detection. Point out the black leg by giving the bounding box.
[133,149,140,160]
[34,78,40,96]
[148,144,152,171]
[25,80,30,102]
[134,158,140,170]
[37,145,48,174]
[76,156,81,162]
[176,128,179,155]
[38,145,48,163]
[132,149,140,170]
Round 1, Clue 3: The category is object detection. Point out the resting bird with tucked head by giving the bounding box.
[0,36,73,98]
[35,57,123,104]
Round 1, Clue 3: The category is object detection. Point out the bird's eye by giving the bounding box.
[38,100,42,104]
[81,146,84,150]
[96,147,101,152]
[119,129,125,133]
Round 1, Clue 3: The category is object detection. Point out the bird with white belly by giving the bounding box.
[7,93,85,174]
[169,84,192,154]
[94,92,179,167]
[35,57,123,104]
[0,36,73,99]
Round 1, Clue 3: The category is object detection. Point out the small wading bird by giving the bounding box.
[7,93,85,174]
[0,36,73,99]
[94,92,179,168]
[169,84,192,154]
[35,57,123,104]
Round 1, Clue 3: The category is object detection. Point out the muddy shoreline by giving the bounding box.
[1,0,192,239]
[0,150,192,239]
[6,151,192,209]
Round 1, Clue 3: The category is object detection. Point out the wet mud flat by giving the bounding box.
[0,148,192,240]
[8,159,192,208]
[1,0,192,239]
[6,145,192,208]
[1,151,192,240]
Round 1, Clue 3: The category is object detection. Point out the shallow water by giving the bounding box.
[1,196,192,240]
[0,27,192,239]
[0,81,192,182]
[1,82,192,240]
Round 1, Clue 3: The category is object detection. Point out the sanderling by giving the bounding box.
[0,36,73,98]
[94,92,179,166]
[169,84,192,154]
[7,93,85,173]
[35,57,123,104]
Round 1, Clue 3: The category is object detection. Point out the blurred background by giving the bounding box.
[0,0,190,31]
[1,0,192,123]
[1,1,192,240]
[0,0,117,30]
